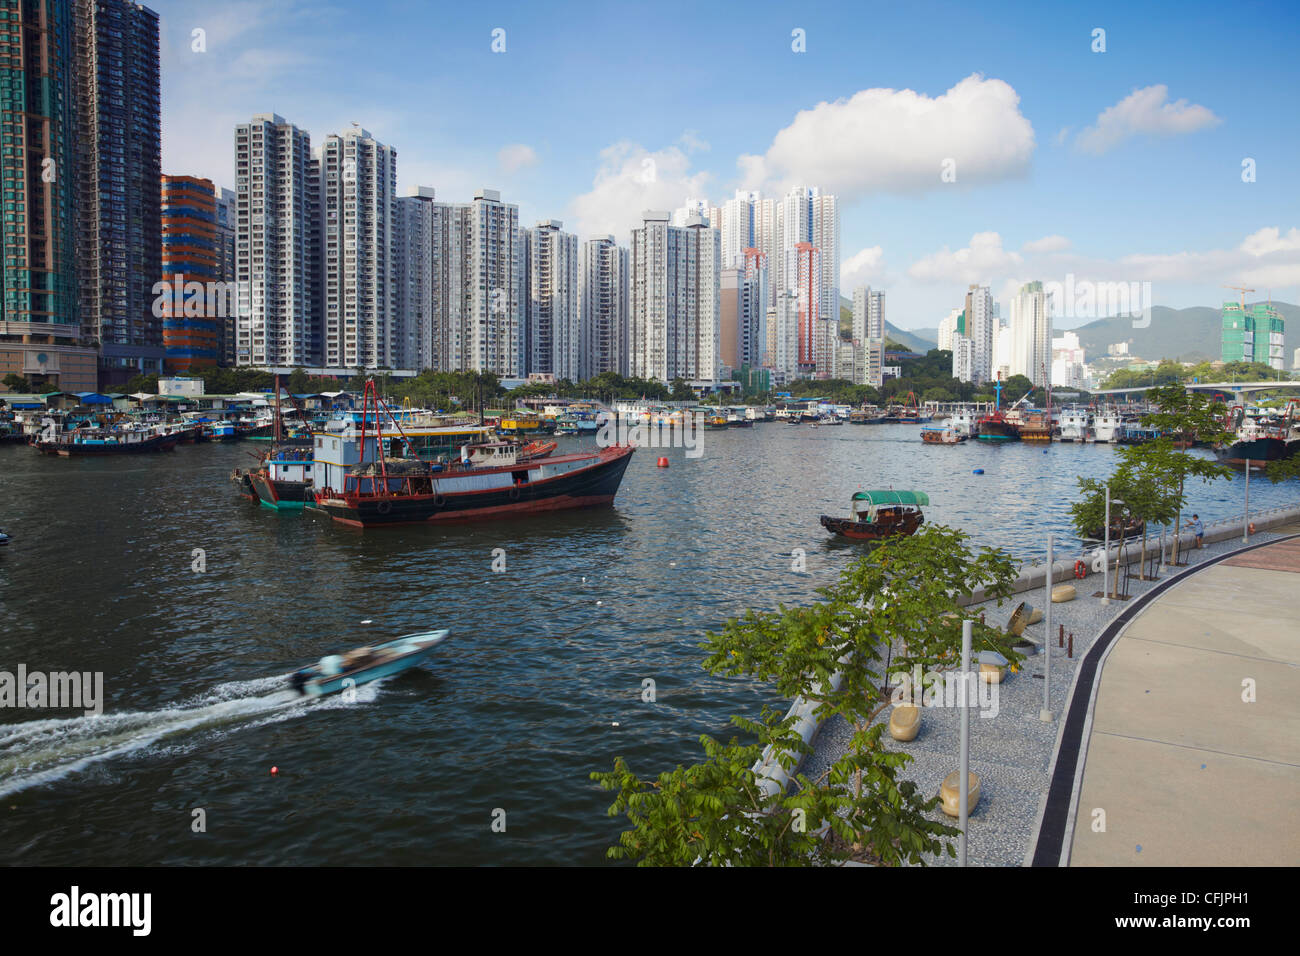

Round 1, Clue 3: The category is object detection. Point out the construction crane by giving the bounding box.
[1223,284,1255,309]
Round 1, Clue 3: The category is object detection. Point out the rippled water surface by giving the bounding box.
[0,426,1290,864]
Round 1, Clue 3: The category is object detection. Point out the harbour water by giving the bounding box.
[0,427,1292,864]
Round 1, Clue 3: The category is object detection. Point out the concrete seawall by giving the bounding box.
[963,504,1300,606]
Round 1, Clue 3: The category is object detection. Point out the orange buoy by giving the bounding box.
[657,457,669,468]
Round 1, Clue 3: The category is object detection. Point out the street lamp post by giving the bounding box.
[1102,486,1110,604]
[1041,534,1054,722]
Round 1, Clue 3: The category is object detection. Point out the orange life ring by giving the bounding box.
[1073,559,1087,579]
[1248,522,1256,534]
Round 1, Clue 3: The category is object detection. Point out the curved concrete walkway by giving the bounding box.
[1067,530,1300,866]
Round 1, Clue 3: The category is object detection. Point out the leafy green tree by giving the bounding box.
[594,525,1021,866]
[1137,385,1234,564]
[287,367,311,395]
[125,372,161,395]
[2,373,31,392]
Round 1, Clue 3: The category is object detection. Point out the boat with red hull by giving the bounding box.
[313,444,634,527]
[308,380,632,528]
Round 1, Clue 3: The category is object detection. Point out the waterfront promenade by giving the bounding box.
[1065,528,1300,866]
[799,513,1300,867]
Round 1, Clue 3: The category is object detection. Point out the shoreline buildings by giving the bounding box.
[0,0,97,391]
[952,284,994,384]
[159,176,223,372]
[629,210,720,385]
[76,0,163,387]
[234,114,319,368]
[578,236,629,379]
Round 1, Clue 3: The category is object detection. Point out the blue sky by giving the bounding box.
[156,0,1300,332]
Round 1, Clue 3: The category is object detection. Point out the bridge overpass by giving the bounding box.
[1090,380,1300,401]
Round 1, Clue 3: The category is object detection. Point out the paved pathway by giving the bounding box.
[1067,530,1300,866]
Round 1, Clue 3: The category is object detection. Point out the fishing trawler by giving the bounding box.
[1019,408,1054,442]
[34,422,178,456]
[921,423,967,444]
[1214,405,1297,468]
[1057,406,1094,442]
[310,382,633,528]
[1093,407,1124,443]
[974,380,1021,443]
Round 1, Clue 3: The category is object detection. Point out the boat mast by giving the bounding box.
[273,374,283,444]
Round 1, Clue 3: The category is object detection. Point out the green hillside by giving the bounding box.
[1068,301,1297,363]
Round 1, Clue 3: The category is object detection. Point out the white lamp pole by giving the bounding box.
[1040,533,1054,722]
[1102,486,1111,605]
[1243,459,1251,542]
[959,618,972,867]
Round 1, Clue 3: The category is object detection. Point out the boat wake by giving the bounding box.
[0,674,380,798]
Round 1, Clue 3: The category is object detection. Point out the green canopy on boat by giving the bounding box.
[851,490,930,506]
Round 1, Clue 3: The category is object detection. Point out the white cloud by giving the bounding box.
[1022,235,1071,253]
[841,246,886,288]
[738,74,1035,199]
[1115,227,1300,289]
[1075,85,1220,154]
[677,130,710,154]
[1240,226,1300,257]
[570,141,713,238]
[908,232,1023,285]
[497,144,538,173]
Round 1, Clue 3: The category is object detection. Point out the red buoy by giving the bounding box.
[270,766,278,775]
[657,457,669,468]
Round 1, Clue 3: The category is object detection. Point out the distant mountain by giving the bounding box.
[1068,301,1297,363]
[838,298,937,353]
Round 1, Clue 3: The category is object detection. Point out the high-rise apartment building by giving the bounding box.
[525,219,579,381]
[779,186,838,330]
[718,190,759,269]
[961,284,994,384]
[792,242,820,374]
[719,268,742,373]
[234,114,320,367]
[1010,280,1052,386]
[159,175,221,372]
[937,308,961,352]
[75,0,163,385]
[766,290,799,380]
[741,248,768,368]
[629,210,720,384]
[0,0,97,391]
[319,127,398,369]
[214,186,236,365]
[578,235,629,379]
[428,189,524,377]
[394,186,436,371]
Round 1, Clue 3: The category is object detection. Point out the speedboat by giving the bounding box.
[289,629,451,697]
[0,528,9,546]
